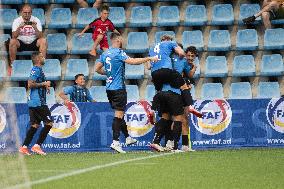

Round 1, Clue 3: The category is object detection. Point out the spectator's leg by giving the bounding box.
[77,0,88,8]
[93,0,102,8]
[9,38,20,65]
[262,0,272,8]
[36,38,47,58]
[262,11,272,29]
[90,34,104,56]
[255,1,280,18]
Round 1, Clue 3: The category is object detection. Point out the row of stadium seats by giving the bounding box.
[1,54,282,81]
[0,0,185,4]
[1,29,283,56]
[1,4,284,29]
[1,81,281,104]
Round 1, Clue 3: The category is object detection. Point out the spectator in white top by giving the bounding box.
[8,4,47,74]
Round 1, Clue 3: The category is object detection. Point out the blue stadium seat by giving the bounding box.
[0,34,10,55]
[0,0,23,4]
[46,87,56,104]
[260,54,284,76]
[27,0,49,4]
[229,82,252,99]
[257,82,280,99]
[109,7,126,28]
[190,85,195,100]
[54,0,75,3]
[154,31,175,44]
[1,87,27,103]
[49,8,72,29]
[32,8,45,26]
[145,85,155,102]
[129,6,152,27]
[126,32,149,53]
[104,0,129,2]
[125,64,144,80]
[184,5,207,26]
[65,59,89,80]
[232,55,256,77]
[182,30,204,51]
[11,60,32,81]
[126,85,139,102]
[264,28,284,50]
[131,0,155,2]
[208,30,231,51]
[71,33,94,54]
[89,86,108,102]
[236,29,258,51]
[47,33,67,54]
[205,56,228,77]
[201,83,224,100]
[76,8,98,28]
[271,18,284,25]
[157,6,179,27]
[42,59,61,80]
[239,4,261,24]
[0,9,18,29]
[211,4,234,25]
[0,60,6,81]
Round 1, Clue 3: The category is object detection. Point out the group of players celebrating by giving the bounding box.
[19,4,202,155]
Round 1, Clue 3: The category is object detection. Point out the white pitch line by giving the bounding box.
[4,152,177,189]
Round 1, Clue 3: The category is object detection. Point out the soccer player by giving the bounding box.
[78,4,120,56]
[19,52,53,156]
[95,32,158,153]
[59,74,96,104]
[148,35,200,117]
[150,84,185,152]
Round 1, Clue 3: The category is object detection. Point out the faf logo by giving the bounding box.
[0,105,6,134]
[125,100,154,137]
[48,103,81,138]
[266,98,284,133]
[191,100,232,135]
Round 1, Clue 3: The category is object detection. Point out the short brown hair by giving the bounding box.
[110,32,121,40]
[161,34,173,42]
[100,4,109,12]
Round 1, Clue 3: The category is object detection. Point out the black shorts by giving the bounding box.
[270,8,284,20]
[106,89,127,111]
[29,105,52,125]
[18,39,39,52]
[152,91,184,116]
[151,68,185,91]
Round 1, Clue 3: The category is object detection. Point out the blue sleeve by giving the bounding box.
[183,61,192,76]
[86,89,93,102]
[170,41,178,50]
[119,50,129,62]
[63,86,74,95]
[97,54,104,64]
[29,68,39,81]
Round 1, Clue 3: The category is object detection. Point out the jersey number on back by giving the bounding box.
[105,57,113,83]
[154,43,160,54]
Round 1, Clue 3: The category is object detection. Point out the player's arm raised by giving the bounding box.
[95,61,106,75]
[124,56,158,65]
[174,46,186,57]
[78,24,90,37]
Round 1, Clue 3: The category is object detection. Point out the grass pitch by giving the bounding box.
[1,148,284,189]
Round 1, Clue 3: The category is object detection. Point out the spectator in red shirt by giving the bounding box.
[78,4,119,56]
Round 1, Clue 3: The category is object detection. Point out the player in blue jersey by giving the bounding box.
[19,52,53,156]
[150,84,184,152]
[148,35,199,117]
[59,74,95,104]
[95,32,158,153]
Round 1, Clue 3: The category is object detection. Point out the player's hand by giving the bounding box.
[149,56,159,63]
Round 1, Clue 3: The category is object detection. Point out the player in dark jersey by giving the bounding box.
[95,32,158,153]
[19,52,53,156]
[78,4,120,56]
[150,84,184,152]
[148,35,200,117]
[59,74,95,104]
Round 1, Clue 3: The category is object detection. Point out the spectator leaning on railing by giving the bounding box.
[8,4,47,75]
[243,0,284,29]
[77,0,102,8]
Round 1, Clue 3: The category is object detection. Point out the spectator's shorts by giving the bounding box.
[18,39,39,52]
[270,7,284,19]
[92,34,109,50]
